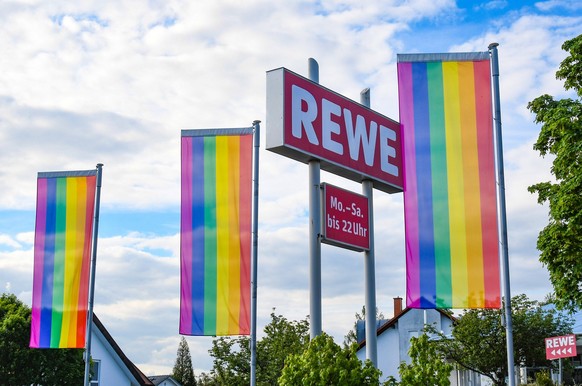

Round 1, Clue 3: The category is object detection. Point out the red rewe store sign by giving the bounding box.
[322,183,370,251]
[545,334,578,360]
[266,67,403,193]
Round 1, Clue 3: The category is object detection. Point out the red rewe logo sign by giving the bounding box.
[545,334,577,360]
[266,67,403,193]
[321,183,369,251]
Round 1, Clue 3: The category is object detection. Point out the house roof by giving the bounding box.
[93,314,155,386]
[357,307,455,350]
[148,375,181,386]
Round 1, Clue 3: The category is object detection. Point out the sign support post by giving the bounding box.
[360,88,377,366]
[308,58,322,339]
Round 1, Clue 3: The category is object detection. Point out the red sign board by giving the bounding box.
[266,67,403,194]
[545,334,577,360]
[321,183,369,251]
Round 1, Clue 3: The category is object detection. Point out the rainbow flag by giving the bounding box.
[180,128,253,335]
[30,170,97,348]
[397,52,501,309]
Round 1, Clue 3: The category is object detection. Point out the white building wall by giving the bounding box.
[357,309,462,384]
[91,327,136,386]
[377,324,400,381]
[373,323,401,381]
[396,309,454,381]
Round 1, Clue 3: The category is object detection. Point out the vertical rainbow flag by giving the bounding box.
[180,128,253,335]
[397,52,501,309]
[30,170,97,348]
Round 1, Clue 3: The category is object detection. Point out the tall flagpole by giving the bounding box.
[250,121,261,386]
[360,88,377,367]
[489,43,516,386]
[84,163,103,386]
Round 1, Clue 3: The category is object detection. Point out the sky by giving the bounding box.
[1,0,581,376]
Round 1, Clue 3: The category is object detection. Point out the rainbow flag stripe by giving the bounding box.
[180,129,253,336]
[30,170,97,348]
[397,52,500,309]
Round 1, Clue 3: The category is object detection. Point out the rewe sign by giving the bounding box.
[545,334,577,360]
[266,68,403,193]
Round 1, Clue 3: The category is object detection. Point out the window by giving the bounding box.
[90,360,101,386]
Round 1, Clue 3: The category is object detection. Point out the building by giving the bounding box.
[148,375,182,386]
[90,314,154,386]
[356,297,481,385]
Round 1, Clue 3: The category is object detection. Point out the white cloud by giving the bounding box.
[473,1,509,11]
[0,234,22,249]
[535,0,582,12]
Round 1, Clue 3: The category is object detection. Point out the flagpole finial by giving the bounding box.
[488,42,499,49]
[253,120,261,125]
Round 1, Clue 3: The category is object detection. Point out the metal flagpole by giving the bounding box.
[489,43,516,386]
[250,120,261,386]
[84,163,103,386]
[308,58,322,339]
[360,88,377,366]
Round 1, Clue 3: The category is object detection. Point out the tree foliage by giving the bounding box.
[205,312,309,385]
[196,371,219,386]
[398,333,452,386]
[173,336,197,386]
[208,335,251,385]
[430,294,573,386]
[343,305,386,347]
[278,332,382,386]
[257,312,310,383]
[0,293,84,385]
[527,33,582,310]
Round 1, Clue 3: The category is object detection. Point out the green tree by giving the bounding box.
[527,33,582,311]
[196,371,219,385]
[208,335,250,385]
[257,312,309,384]
[0,293,84,385]
[207,312,309,385]
[398,333,452,386]
[173,336,197,386]
[532,370,554,386]
[430,294,573,386]
[344,305,386,346]
[278,332,382,386]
